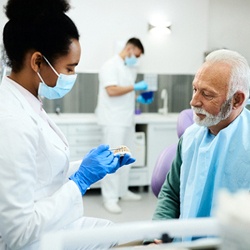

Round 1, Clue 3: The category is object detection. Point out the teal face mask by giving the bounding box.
[125,55,138,67]
[37,56,77,99]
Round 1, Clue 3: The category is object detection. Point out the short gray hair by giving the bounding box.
[205,49,250,103]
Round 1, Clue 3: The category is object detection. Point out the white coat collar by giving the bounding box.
[1,77,69,151]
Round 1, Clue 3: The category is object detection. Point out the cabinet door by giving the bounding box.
[147,123,178,184]
[129,168,148,186]
[68,124,102,161]
[68,135,102,147]
[70,146,94,161]
[68,124,102,136]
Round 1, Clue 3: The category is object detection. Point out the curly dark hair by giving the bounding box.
[3,0,80,72]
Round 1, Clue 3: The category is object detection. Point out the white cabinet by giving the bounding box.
[56,123,102,161]
[128,167,148,187]
[146,123,178,184]
[68,124,102,161]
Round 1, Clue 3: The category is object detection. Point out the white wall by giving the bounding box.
[1,1,250,74]
[208,0,250,63]
[68,0,209,74]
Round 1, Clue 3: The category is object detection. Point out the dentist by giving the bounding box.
[0,0,134,249]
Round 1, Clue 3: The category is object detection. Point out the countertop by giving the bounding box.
[48,112,179,124]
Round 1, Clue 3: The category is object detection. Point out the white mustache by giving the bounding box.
[192,107,210,116]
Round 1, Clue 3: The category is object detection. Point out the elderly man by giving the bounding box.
[152,49,250,241]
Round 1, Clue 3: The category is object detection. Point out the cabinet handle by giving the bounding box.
[75,139,101,144]
[153,127,168,131]
[75,128,102,133]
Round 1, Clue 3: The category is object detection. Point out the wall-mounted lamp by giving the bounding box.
[148,22,171,35]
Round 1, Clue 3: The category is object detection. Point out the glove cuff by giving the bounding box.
[69,173,89,195]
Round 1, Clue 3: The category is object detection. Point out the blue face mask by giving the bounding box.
[37,56,77,100]
[125,55,138,67]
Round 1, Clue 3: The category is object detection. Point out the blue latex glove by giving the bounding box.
[69,144,135,195]
[134,80,148,91]
[119,153,136,166]
[136,95,154,104]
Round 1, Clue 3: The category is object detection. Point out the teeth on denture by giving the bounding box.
[113,145,131,156]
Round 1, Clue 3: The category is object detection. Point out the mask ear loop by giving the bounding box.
[43,56,59,77]
[37,71,45,83]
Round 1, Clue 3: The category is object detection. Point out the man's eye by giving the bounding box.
[203,92,213,99]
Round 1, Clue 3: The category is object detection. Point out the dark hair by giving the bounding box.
[3,0,80,72]
[126,37,144,54]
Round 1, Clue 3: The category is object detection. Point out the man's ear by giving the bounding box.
[30,52,43,72]
[233,91,245,109]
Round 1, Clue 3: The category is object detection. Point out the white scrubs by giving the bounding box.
[0,77,114,250]
[95,54,137,203]
[101,126,135,202]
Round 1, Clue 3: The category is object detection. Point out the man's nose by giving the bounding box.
[190,92,202,107]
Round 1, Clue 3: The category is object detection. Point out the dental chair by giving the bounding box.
[176,108,194,138]
[151,109,194,197]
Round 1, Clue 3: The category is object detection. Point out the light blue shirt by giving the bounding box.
[180,108,250,221]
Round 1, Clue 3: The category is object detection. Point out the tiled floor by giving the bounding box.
[82,187,158,223]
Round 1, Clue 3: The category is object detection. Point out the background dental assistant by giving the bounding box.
[95,37,148,214]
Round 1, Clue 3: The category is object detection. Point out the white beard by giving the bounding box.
[192,98,233,127]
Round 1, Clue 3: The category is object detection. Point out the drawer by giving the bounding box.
[129,168,149,186]
[70,146,93,160]
[68,135,102,146]
[68,124,102,135]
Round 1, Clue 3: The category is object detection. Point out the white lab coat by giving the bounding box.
[95,54,136,127]
[0,77,113,250]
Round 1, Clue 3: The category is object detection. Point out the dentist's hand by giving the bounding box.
[134,80,148,91]
[118,153,136,167]
[69,144,135,195]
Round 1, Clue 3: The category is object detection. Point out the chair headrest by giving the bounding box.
[177,109,194,138]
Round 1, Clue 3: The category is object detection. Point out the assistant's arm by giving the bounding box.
[105,85,134,96]
[105,80,148,96]
[153,137,183,220]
